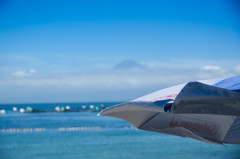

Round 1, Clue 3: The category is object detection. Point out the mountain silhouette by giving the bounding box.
[114,60,145,70]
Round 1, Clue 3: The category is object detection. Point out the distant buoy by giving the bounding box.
[65,105,70,110]
[26,107,33,112]
[13,107,18,111]
[82,105,86,109]
[19,108,25,113]
[55,106,60,111]
[90,105,94,109]
[0,109,6,114]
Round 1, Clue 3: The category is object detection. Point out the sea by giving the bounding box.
[0,102,240,159]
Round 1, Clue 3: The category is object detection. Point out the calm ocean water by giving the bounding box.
[0,102,240,159]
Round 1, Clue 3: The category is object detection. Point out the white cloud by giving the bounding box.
[12,70,29,77]
[2,60,239,103]
[200,65,221,71]
[234,65,240,73]
[12,69,36,77]
[6,67,230,89]
[29,69,36,74]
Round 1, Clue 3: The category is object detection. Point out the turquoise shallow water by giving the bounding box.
[0,103,240,159]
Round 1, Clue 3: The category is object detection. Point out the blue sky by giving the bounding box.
[0,0,240,103]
